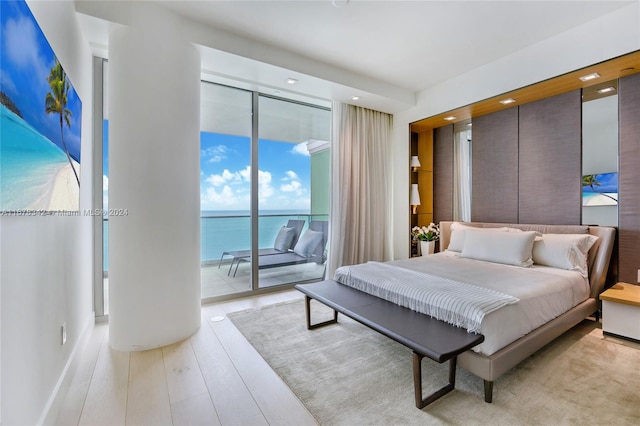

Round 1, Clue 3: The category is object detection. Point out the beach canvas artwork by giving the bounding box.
[582,172,618,206]
[1,0,82,212]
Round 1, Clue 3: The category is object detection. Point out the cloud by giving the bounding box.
[258,169,272,185]
[0,73,17,97]
[201,145,229,163]
[205,169,242,187]
[103,176,109,209]
[3,14,42,71]
[202,166,275,208]
[258,169,274,199]
[280,169,306,195]
[237,165,272,185]
[201,184,253,211]
[239,166,250,182]
[3,12,50,99]
[235,166,274,201]
[284,170,299,180]
[281,180,302,192]
[202,185,240,207]
[292,142,309,156]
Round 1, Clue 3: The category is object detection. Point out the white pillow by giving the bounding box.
[293,229,323,258]
[461,230,537,267]
[532,233,598,276]
[273,226,296,251]
[447,222,482,252]
[447,222,511,252]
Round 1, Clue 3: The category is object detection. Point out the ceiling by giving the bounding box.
[76,0,634,113]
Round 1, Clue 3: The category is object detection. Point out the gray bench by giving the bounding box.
[295,280,485,408]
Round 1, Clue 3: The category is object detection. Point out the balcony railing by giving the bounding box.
[103,213,328,272]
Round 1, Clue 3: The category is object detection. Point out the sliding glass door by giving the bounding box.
[200,83,253,298]
[257,95,330,288]
[198,83,331,299]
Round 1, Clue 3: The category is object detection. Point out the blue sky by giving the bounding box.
[103,128,311,212]
[200,133,311,211]
[0,0,82,161]
[583,172,618,194]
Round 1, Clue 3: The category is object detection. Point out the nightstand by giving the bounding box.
[600,282,640,342]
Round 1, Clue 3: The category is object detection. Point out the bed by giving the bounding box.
[300,221,615,403]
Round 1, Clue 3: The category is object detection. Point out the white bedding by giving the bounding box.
[334,262,519,333]
[335,252,590,356]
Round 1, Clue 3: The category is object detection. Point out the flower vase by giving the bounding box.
[420,240,435,256]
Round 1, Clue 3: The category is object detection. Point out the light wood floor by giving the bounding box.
[54,289,318,426]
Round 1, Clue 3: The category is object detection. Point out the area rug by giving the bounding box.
[227,299,640,426]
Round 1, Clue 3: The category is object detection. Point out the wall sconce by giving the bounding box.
[410,184,421,214]
[410,155,421,172]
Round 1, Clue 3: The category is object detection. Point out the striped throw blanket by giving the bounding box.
[334,261,519,333]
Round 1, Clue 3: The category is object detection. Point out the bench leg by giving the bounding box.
[413,352,456,409]
[304,296,338,330]
[484,380,493,403]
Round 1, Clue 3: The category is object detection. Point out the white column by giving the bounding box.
[108,3,201,351]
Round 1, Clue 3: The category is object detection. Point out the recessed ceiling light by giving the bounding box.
[351,96,360,101]
[597,86,616,94]
[500,98,516,105]
[444,116,455,121]
[579,72,600,82]
[286,78,298,84]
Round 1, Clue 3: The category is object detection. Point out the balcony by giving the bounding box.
[103,213,328,310]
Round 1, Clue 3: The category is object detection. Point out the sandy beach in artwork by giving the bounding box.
[582,193,618,206]
[28,161,80,211]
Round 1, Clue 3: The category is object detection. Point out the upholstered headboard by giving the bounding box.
[439,221,616,299]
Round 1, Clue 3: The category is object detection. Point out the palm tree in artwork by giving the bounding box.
[582,174,617,202]
[45,59,80,187]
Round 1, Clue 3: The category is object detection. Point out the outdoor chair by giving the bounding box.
[231,220,328,277]
[218,219,305,275]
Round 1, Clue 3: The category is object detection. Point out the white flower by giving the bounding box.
[411,222,440,241]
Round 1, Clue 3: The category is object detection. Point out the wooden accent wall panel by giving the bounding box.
[518,90,582,225]
[471,107,519,223]
[433,125,453,223]
[618,73,640,284]
[416,131,433,227]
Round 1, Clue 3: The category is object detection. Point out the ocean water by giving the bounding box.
[0,105,68,210]
[103,210,316,270]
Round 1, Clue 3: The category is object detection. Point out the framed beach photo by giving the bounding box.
[1,0,82,212]
[582,172,618,206]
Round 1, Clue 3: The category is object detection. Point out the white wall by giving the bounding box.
[0,1,94,424]
[391,2,640,259]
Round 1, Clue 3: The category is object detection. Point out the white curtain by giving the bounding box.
[326,101,393,279]
[453,129,472,221]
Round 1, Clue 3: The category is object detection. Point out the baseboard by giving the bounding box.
[38,312,96,425]
[603,330,640,344]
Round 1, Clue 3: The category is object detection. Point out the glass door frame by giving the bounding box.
[93,56,106,320]
[249,91,260,291]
